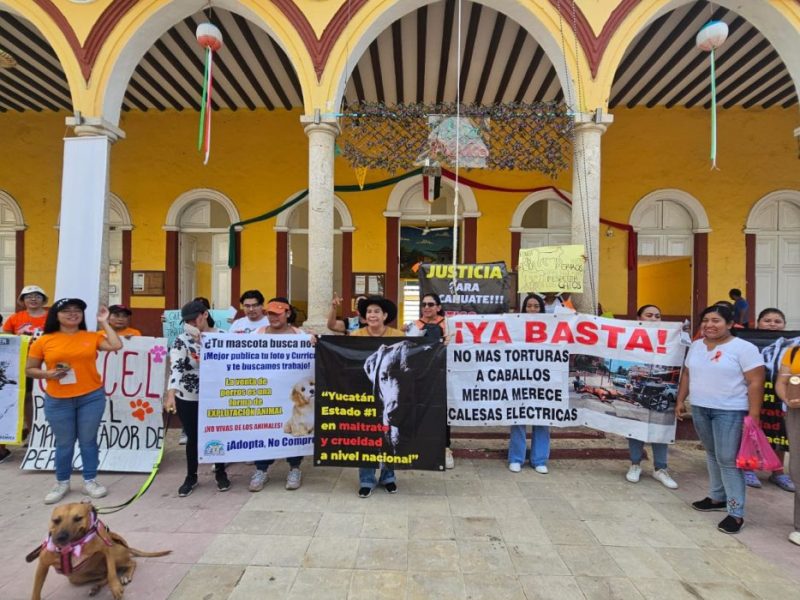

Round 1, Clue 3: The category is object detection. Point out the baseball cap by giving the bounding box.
[19,285,48,302]
[109,304,133,316]
[181,300,208,322]
[52,298,87,312]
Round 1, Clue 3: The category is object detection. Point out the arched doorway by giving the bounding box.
[0,191,25,315]
[630,190,710,321]
[165,189,240,308]
[107,194,132,307]
[746,191,800,329]
[386,178,479,323]
[275,196,353,324]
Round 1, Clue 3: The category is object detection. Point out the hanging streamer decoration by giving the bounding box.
[695,20,728,169]
[196,23,223,165]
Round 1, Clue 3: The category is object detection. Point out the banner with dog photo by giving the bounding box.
[0,334,29,444]
[447,313,685,443]
[198,333,315,463]
[315,336,447,471]
[22,336,168,473]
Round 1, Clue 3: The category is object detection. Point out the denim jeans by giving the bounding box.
[691,405,747,518]
[628,439,669,471]
[255,457,303,472]
[359,466,395,489]
[508,425,551,467]
[44,387,106,482]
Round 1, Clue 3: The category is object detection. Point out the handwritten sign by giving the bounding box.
[517,245,585,293]
[162,307,236,346]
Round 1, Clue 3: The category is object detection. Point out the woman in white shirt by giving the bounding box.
[675,304,765,534]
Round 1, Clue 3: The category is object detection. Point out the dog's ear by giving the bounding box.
[364,345,387,381]
[25,545,43,563]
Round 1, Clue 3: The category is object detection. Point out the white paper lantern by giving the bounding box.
[196,23,223,52]
[696,20,728,52]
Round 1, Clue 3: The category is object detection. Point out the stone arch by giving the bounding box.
[92,0,313,124]
[0,190,26,230]
[509,189,571,229]
[108,193,132,230]
[630,189,710,233]
[746,189,800,232]
[597,0,800,108]
[164,188,240,231]
[322,0,578,111]
[275,194,354,231]
[385,177,479,218]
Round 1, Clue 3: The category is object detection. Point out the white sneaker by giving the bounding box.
[178,431,188,445]
[285,468,302,490]
[445,447,455,469]
[44,481,70,505]
[789,531,800,546]
[626,464,641,483]
[249,469,268,492]
[652,469,678,489]
[534,465,549,474]
[82,479,107,499]
[508,462,522,473]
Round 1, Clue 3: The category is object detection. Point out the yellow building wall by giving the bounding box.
[637,258,692,316]
[1,106,798,315]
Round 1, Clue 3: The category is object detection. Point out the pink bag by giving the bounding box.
[736,416,783,471]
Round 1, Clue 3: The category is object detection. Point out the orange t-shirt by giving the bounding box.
[781,346,800,374]
[98,327,141,338]
[29,331,103,398]
[3,310,47,336]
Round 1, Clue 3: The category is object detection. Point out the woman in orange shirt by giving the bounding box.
[26,298,122,504]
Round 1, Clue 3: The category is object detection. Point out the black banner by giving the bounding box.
[418,262,510,315]
[736,329,800,451]
[315,336,446,470]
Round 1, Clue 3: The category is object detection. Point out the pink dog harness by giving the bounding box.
[41,510,113,575]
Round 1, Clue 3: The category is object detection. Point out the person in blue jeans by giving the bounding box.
[508,293,551,474]
[626,304,678,489]
[676,304,765,534]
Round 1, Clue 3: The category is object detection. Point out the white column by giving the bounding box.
[571,111,613,315]
[55,118,124,329]
[301,117,338,332]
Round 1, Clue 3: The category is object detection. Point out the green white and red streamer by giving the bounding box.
[196,23,223,165]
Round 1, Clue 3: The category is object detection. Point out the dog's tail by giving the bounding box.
[128,548,172,557]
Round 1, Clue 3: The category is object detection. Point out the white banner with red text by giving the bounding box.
[446,313,684,443]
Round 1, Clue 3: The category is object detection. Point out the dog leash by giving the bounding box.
[95,413,171,515]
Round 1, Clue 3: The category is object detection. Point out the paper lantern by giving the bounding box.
[695,20,728,51]
[196,23,224,164]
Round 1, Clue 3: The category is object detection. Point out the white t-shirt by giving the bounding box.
[230,315,269,334]
[685,337,764,410]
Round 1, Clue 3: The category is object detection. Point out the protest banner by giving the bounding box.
[418,262,510,315]
[447,313,684,443]
[22,336,168,472]
[0,334,29,444]
[737,329,800,451]
[198,333,315,462]
[162,307,235,346]
[315,336,447,471]
[517,244,585,293]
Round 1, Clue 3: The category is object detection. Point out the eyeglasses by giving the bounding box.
[421,302,437,307]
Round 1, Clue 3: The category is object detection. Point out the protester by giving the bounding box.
[412,293,453,469]
[351,295,404,497]
[508,293,551,474]
[326,292,367,334]
[676,304,764,534]
[541,292,564,314]
[25,299,122,504]
[98,305,141,338]
[164,300,229,497]
[250,297,307,492]
[625,304,678,489]
[230,290,269,334]
[743,308,795,492]
[773,338,800,546]
[729,288,750,328]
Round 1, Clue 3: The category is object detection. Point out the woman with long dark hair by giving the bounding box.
[26,298,122,504]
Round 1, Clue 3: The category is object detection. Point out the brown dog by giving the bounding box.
[27,502,171,600]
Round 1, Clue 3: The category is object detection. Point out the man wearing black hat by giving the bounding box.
[100,305,141,338]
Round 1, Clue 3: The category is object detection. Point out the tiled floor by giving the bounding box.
[2,433,798,599]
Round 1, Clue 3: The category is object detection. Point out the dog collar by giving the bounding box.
[43,511,112,575]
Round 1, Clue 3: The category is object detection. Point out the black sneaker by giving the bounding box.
[216,471,231,492]
[0,448,11,464]
[691,497,727,512]
[385,482,398,494]
[717,515,744,534]
[178,476,198,497]
[358,487,373,498]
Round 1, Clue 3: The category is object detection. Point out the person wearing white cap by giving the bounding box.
[0,285,49,463]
